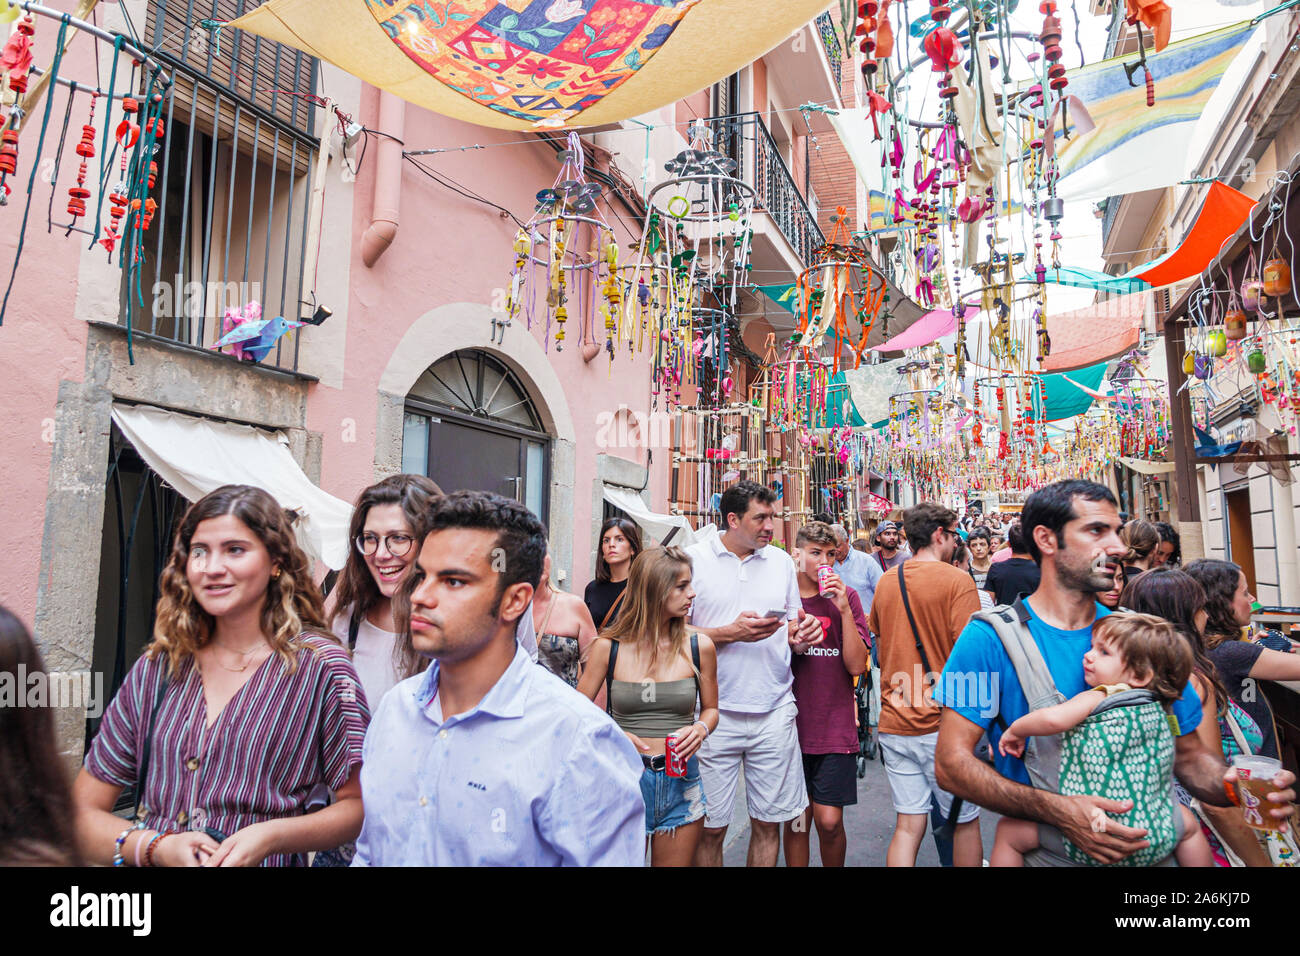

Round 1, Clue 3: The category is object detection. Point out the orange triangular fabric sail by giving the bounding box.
[1042,290,1148,372]
[1132,181,1256,287]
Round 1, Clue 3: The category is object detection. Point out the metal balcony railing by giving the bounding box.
[122,50,320,372]
[815,11,845,84]
[1101,193,1120,249]
[105,2,321,372]
[703,112,826,268]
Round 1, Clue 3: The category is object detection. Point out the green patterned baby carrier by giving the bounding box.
[974,601,1183,868]
[1058,689,1178,866]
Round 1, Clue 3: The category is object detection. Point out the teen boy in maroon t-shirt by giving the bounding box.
[783,522,869,866]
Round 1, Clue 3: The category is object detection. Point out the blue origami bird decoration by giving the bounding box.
[214,314,303,363]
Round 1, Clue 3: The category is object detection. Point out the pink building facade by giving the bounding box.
[0,0,845,758]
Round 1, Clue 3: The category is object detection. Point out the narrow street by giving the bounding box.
[723,750,1002,867]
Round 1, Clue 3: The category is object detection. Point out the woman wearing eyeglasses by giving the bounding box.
[327,475,442,707]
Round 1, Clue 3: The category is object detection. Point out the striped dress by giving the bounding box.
[85,634,369,867]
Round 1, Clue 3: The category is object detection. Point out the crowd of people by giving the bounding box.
[2,475,1298,868]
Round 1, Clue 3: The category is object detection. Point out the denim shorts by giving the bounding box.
[640,755,706,835]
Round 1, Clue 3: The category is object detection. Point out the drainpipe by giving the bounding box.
[362,91,405,267]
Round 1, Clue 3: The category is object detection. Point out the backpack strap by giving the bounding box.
[971,598,1066,794]
[604,639,620,716]
[690,633,701,704]
[347,607,362,652]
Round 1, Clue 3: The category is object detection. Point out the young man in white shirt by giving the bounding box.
[686,481,825,867]
[353,491,645,866]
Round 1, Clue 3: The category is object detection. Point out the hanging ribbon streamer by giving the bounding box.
[1,15,71,326]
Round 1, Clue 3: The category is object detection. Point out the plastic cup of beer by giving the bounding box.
[1231,754,1286,831]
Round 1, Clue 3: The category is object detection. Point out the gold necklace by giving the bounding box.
[208,641,268,673]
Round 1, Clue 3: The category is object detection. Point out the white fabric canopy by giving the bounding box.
[602,485,698,548]
[1119,457,1176,475]
[111,404,353,570]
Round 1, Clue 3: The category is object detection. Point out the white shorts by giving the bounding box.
[698,702,807,827]
[879,731,981,823]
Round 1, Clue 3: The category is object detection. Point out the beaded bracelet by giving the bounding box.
[112,825,138,867]
[143,830,169,867]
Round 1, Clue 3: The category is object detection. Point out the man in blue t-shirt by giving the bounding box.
[933,480,1297,865]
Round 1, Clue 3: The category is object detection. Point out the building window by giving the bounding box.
[131,1,321,371]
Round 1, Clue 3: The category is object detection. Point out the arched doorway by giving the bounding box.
[401,348,551,523]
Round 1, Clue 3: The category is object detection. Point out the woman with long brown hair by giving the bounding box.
[0,606,81,865]
[73,485,368,867]
[1121,568,1276,867]
[584,517,643,630]
[1187,559,1300,762]
[577,547,719,866]
[327,474,441,705]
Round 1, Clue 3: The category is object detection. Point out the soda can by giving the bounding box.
[817,564,832,596]
[665,734,686,777]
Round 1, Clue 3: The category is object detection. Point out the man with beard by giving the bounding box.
[872,521,910,572]
[870,503,983,866]
[932,480,1296,865]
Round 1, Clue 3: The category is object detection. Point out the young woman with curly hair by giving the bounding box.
[73,485,369,867]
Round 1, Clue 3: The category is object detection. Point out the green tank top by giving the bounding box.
[609,679,697,737]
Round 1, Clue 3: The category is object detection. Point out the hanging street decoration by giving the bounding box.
[0,3,172,366]
[229,0,844,131]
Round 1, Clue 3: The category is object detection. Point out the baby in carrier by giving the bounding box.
[991,613,1213,867]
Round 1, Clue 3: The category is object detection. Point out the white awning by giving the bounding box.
[1119,457,1176,475]
[111,404,353,569]
[602,485,697,549]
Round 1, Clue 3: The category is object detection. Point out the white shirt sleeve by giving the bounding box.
[786,557,802,619]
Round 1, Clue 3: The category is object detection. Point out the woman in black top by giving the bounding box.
[1186,559,1300,761]
[584,517,643,631]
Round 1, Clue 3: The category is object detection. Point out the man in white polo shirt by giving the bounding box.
[686,480,825,866]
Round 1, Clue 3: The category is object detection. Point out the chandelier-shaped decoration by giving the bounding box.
[505,131,620,356]
[622,121,756,407]
[791,207,889,373]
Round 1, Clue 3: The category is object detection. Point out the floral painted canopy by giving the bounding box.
[231,0,839,130]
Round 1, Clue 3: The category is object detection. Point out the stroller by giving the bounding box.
[855,665,878,777]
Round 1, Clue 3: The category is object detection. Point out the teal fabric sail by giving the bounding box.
[824,372,866,427]
[1031,361,1110,422]
[1024,264,1150,295]
[757,283,799,314]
